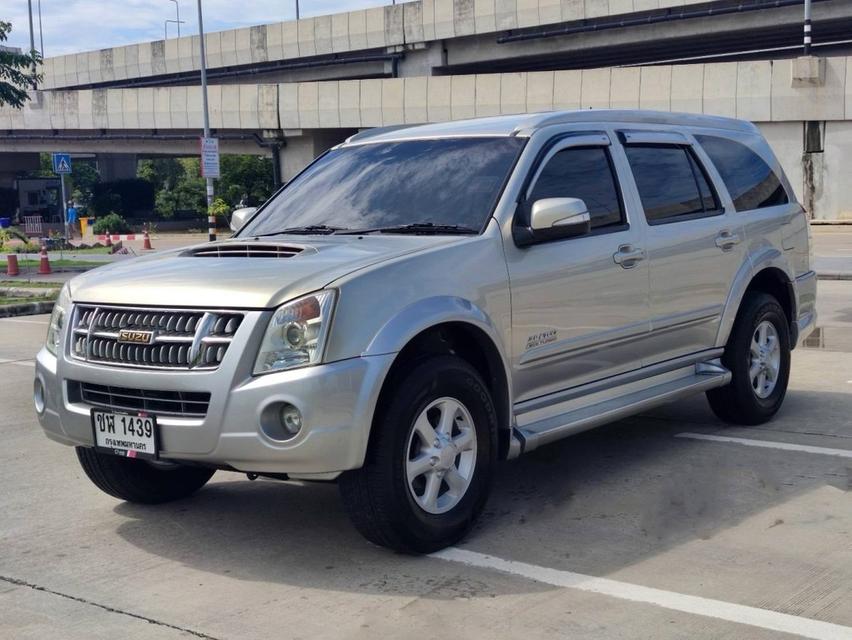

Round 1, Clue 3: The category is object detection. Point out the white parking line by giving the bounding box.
[675,432,852,458]
[0,358,35,368]
[0,318,48,325]
[432,548,852,640]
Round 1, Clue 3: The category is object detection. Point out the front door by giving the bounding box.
[504,133,651,405]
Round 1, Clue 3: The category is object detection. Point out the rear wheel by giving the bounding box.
[76,447,215,504]
[339,355,497,554]
[706,292,791,425]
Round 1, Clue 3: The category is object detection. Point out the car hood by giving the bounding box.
[68,235,460,309]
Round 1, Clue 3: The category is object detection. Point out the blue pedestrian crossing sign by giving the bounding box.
[52,153,72,174]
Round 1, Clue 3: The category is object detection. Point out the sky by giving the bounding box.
[4,0,389,57]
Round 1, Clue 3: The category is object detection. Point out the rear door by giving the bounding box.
[619,130,744,363]
[505,132,651,404]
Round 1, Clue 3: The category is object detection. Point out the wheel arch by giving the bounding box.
[365,299,513,460]
[717,251,796,348]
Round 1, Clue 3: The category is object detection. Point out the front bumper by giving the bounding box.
[793,270,818,348]
[34,313,394,476]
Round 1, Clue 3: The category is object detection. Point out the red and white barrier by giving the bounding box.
[97,234,138,242]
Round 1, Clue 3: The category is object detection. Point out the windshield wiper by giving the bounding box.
[341,223,479,236]
[250,225,346,237]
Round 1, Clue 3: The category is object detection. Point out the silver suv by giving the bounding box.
[34,110,817,553]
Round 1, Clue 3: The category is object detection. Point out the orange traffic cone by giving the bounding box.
[143,230,153,250]
[105,230,112,247]
[38,246,52,274]
[6,254,19,276]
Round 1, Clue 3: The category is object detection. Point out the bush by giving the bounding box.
[210,197,230,219]
[93,213,131,235]
[90,179,155,218]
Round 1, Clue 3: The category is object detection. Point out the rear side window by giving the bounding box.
[624,145,719,224]
[695,135,789,211]
[529,147,624,229]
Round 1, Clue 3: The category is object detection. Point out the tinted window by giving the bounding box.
[695,135,789,211]
[625,145,719,223]
[240,137,525,236]
[529,147,623,229]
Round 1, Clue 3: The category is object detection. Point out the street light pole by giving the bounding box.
[170,0,182,37]
[27,0,37,87]
[196,0,216,242]
[803,0,812,55]
[295,0,300,20]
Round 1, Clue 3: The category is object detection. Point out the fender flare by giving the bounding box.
[363,295,514,437]
[715,246,796,348]
[364,295,508,359]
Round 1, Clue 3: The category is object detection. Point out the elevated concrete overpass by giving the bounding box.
[3,0,852,219]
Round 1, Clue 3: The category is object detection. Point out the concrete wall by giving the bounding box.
[9,57,852,131]
[39,0,756,90]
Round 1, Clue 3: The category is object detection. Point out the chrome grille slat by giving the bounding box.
[70,305,243,371]
[73,382,211,418]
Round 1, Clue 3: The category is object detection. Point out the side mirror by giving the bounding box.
[515,197,591,246]
[230,207,257,232]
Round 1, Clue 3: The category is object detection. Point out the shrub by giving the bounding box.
[93,213,131,235]
[210,197,230,219]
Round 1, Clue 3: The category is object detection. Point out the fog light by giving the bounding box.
[33,378,45,414]
[279,403,302,437]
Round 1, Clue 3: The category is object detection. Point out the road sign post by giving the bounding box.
[52,153,72,242]
[200,136,220,242]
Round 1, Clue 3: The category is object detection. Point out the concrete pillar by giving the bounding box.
[277,130,355,182]
[97,154,138,182]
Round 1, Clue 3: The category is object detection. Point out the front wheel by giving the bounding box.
[339,355,497,554]
[706,292,791,425]
[76,447,215,504]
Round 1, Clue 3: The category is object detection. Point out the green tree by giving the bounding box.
[0,21,41,108]
[218,155,275,207]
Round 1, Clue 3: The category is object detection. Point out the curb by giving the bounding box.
[0,301,55,318]
[816,273,852,281]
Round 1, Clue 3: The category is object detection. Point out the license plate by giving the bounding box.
[91,409,159,460]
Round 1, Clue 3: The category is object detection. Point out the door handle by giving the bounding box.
[715,230,741,251]
[613,244,646,269]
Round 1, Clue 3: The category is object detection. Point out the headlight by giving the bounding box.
[254,290,336,375]
[46,283,71,356]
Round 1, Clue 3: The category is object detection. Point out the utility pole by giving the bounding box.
[27,0,37,87]
[37,0,44,56]
[803,0,812,55]
[295,0,300,20]
[196,0,217,242]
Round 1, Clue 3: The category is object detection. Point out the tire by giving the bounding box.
[339,355,498,554]
[706,292,791,425]
[76,447,215,504]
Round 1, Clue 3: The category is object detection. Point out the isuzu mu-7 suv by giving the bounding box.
[34,110,816,553]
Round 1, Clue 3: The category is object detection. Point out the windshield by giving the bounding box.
[239,137,526,236]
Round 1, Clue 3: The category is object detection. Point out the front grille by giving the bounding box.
[70,305,243,370]
[71,381,211,418]
[185,243,303,258]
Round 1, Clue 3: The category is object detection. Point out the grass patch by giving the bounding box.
[18,259,100,269]
[64,246,114,255]
[0,292,58,306]
[0,280,60,289]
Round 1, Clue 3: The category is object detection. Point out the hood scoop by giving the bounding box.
[183,243,307,258]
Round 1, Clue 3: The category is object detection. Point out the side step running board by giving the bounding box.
[512,365,731,456]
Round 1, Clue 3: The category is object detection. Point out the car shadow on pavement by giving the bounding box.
[112,389,849,595]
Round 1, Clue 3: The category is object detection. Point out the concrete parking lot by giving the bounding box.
[1,283,850,640]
